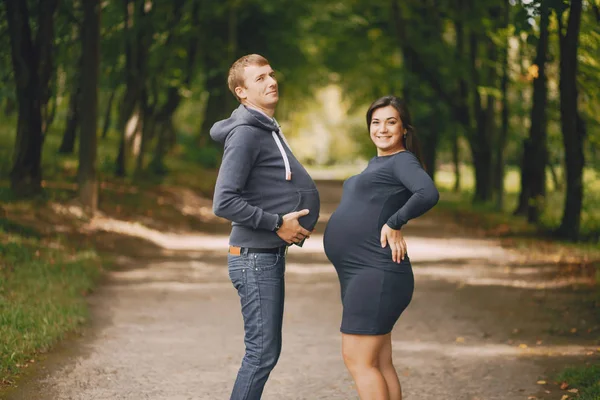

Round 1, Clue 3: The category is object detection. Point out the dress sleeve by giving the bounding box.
[386,152,439,230]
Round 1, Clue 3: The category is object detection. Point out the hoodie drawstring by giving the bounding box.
[272,131,292,181]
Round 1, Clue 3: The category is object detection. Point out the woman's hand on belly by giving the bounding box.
[380,224,407,263]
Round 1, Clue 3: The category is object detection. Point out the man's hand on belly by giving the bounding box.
[277,209,312,245]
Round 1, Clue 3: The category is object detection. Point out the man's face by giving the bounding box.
[235,64,279,109]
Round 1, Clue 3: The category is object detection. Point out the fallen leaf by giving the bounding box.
[560,381,569,390]
[519,344,528,349]
[537,380,547,385]
[527,397,537,399]
[568,389,579,393]
[536,340,543,345]
[561,395,569,400]
[456,337,465,343]
[570,328,577,333]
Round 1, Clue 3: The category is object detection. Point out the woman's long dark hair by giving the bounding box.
[366,95,425,169]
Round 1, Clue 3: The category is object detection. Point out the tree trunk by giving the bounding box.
[526,1,550,223]
[101,88,117,139]
[494,1,510,211]
[548,161,562,191]
[557,0,585,241]
[78,0,100,212]
[469,32,494,203]
[514,36,531,216]
[59,67,82,154]
[116,0,151,177]
[36,0,59,137]
[452,130,461,192]
[5,0,46,195]
[135,88,154,175]
[116,0,138,177]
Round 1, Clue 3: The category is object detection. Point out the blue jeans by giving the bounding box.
[228,250,286,400]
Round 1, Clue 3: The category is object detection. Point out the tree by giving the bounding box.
[77,0,100,211]
[525,1,551,222]
[556,0,585,240]
[4,0,59,195]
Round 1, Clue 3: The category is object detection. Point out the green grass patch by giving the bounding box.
[556,364,600,400]
[0,230,104,385]
[435,164,600,242]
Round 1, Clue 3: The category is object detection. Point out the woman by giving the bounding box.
[323,96,439,400]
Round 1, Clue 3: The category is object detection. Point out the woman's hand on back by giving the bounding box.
[380,224,407,263]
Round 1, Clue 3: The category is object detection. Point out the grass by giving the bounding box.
[0,225,103,385]
[556,364,600,400]
[435,164,600,242]
[0,116,218,388]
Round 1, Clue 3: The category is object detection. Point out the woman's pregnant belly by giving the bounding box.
[324,205,411,270]
[324,205,379,264]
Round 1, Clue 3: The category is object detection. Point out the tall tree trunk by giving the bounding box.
[557,0,585,240]
[453,5,468,193]
[147,0,189,173]
[514,36,531,216]
[78,0,100,211]
[135,87,154,175]
[116,0,138,177]
[526,1,550,223]
[101,88,117,139]
[494,2,510,211]
[36,0,59,137]
[116,0,151,177]
[452,130,461,192]
[548,160,562,191]
[59,59,83,154]
[59,89,80,154]
[5,0,55,195]
[469,32,494,203]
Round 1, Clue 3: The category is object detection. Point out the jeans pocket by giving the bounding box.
[253,253,281,272]
[229,268,246,292]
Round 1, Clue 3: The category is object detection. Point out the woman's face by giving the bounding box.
[370,105,406,156]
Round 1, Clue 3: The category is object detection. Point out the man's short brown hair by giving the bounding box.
[228,54,270,102]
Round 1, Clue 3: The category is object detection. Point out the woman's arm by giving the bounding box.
[386,152,440,230]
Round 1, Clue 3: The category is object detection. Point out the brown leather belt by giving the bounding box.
[228,245,287,256]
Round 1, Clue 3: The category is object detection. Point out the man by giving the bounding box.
[211,54,320,400]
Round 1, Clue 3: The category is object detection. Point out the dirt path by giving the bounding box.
[3,181,599,400]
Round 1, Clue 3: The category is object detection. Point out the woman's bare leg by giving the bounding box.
[342,333,389,400]
[378,334,402,400]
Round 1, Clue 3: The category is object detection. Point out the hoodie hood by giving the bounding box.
[210,104,294,181]
[210,104,279,144]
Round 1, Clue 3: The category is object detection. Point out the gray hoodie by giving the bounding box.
[211,104,320,248]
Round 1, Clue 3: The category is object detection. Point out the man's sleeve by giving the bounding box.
[212,129,279,231]
[386,153,440,229]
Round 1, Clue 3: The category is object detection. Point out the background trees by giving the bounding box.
[0,0,598,241]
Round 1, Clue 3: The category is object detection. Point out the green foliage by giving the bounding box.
[556,364,600,400]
